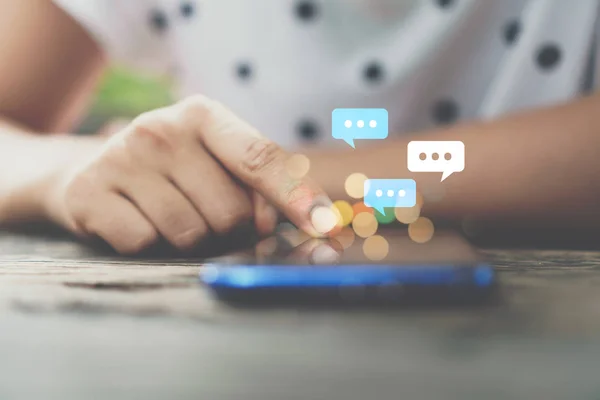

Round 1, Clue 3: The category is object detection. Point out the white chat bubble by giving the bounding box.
[407,141,465,182]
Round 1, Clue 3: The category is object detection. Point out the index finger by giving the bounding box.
[179,96,338,237]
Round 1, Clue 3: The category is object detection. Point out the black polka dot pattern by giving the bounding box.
[436,0,456,10]
[180,2,195,18]
[236,62,253,81]
[503,20,521,45]
[363,61,385,84]
[295,0,319,22]
[149,9,169,33]
[432,99,460,125]
[297,120,320,141]
[536,44,562,71]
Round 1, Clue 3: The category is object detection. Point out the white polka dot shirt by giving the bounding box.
[54,0,600,149]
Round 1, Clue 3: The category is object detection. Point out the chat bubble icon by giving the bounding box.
[332,108,388,148]
[407,141,465,182]
[363,179,417,215]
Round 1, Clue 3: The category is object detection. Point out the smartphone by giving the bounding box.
[200,228,496,306]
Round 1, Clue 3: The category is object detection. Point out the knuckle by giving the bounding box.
[171,226,207,250]
[62,172,96,220]
[130,110,153,125]
[212,205,253,234]
[128,113,179,153]
[158,206,186,228]
[118,229,158,255]
[96,142,133,172]
[241,139,283,182]
[283,180,314,210]
[63,172,94,202]
[152,205,207,249]
[179,94,213,110]
[178,95,216,122]
[129,111,157,133]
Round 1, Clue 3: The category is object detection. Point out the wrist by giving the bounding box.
[0,134,105,225]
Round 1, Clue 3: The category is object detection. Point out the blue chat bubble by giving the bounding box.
[332,108,388,148]
[363,179,416,215]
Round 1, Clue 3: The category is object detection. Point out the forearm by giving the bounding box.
[309,93,600,228]
[0,119,104,223]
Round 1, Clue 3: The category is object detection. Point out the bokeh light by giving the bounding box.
[408,217,435,243]
[334,227,356,249]
[285,153,311,179]
[344,173,368,199]
[416,191,424,208]
[352,201,374,217]
[352,212,378,238]
[325,222,343,238]
[363,235,389,261]
[374,208,396,224]
[325,204,343,236]
[333,200,354,226]
[394,205,421,224]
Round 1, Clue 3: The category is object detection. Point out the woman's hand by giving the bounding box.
[44,95,334,254]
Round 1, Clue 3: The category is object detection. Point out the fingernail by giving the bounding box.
[297,195,335,238]
[310,206,339,236]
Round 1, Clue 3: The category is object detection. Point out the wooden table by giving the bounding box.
[1,228,600,400]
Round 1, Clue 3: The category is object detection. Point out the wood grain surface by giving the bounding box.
[1,228,600,400]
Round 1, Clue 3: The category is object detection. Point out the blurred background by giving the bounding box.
[80,66,173,133]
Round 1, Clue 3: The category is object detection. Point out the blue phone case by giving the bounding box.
[201,263,495,290]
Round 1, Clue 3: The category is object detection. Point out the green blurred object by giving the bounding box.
[81,66,174,133]
[375,208,396,224]
[93,66,174,117]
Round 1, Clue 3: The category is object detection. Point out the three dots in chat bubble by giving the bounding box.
[332,109,465,181]
[363,178,417,215]
[407,141,465,182]
[332,108,388,148]
[328,109,461,256]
